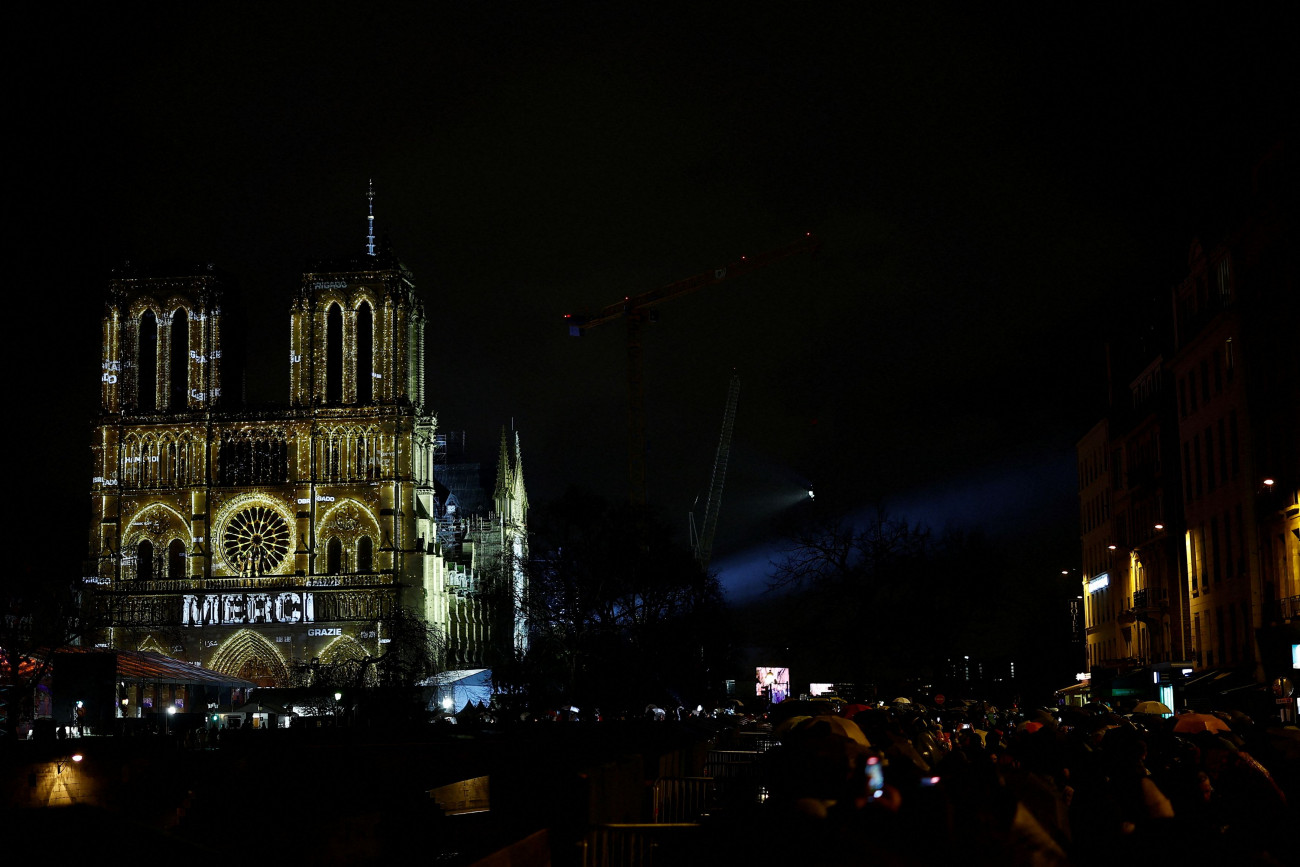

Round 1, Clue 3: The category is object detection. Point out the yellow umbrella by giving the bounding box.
[795,714,871,748]
[1132,700,1173,715]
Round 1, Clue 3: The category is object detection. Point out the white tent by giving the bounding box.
[424,669,493,713]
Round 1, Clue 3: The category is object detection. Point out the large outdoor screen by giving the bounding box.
[756,666,790,704]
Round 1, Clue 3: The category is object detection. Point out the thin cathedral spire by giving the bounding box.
[367,179,376,257]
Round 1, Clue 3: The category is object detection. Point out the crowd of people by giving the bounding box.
[705,697,1299,866]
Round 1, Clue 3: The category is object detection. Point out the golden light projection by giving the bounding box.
[222,505,292,575]
[90,250,526,688]
[212,495,297,576]
[209,628,289,687]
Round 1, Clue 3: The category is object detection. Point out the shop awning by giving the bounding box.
[57,647,255,688]
[1182,668,1258,706]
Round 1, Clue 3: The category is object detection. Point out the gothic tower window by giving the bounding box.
[326,436,341,479]
[143,436,157,487]
[326,302,343,404]
[327,536,343,575]
[357,535,373,573]
[357,301,373,403]
[137,539,154,581]
[124,435,140,486]
[139,310,158,411]
[218,432,288,486]
[170,308,189,411]
[168,538,187,579]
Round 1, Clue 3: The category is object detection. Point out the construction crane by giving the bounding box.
[565,233,820,505]
[690,373,741,570]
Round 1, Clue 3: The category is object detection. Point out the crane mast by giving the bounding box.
[691,373,740,570]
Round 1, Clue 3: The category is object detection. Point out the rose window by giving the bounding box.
[222,505,291,575]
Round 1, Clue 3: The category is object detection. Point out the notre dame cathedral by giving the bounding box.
[87,211,527,688]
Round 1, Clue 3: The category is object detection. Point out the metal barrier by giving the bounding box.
[704,749,765,809]
[704,749,759,777]
[580,824,701,867]
[731,730,777,753]
[650,777,714,823]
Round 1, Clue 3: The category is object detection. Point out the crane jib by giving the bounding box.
[568,234,819,333]
[567,233,818,505]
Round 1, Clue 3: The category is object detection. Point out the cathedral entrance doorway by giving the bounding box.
[237,657,279,688]
[209,629,289,687]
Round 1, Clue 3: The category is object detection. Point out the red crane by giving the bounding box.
[565,234,820,505]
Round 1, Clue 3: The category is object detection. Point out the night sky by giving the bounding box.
[19,5,1292,599]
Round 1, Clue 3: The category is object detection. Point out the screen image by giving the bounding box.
[756,667,791,704]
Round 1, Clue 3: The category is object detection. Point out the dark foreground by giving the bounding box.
[5,704,1299,866]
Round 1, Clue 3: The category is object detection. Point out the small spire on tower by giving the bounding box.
[513,431,528,516]
[367,179,376,257]
[494,426,513,515]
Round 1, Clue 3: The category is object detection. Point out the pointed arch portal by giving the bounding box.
[320,635,377,686]
[209,629,289,687]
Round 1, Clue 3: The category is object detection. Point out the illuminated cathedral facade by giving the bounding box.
[87,243,527,688]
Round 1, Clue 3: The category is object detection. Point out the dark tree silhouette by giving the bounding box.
[1,569,103,737]
[500,488,726,715]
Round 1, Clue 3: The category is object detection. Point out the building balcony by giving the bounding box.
[1101,656,1143,669]
[1130,588,1170,616]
